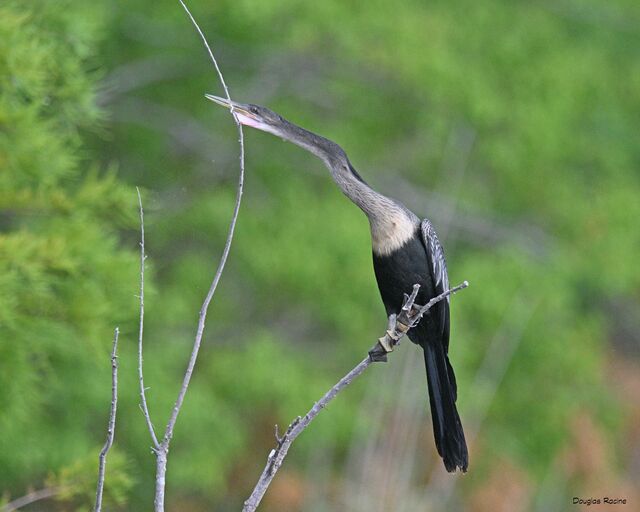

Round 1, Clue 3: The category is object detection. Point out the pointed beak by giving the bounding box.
[206,94,279,134]
[205,94,256,122]
[204,94,235,109]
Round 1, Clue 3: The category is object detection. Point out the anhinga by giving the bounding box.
[206,95,468,473]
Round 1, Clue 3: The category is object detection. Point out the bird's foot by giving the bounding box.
[395,318,412,333]
[409,303,425,320]
[368,330,395,363]
[369,314,405,362]
[368,342,388,362]
[399,285,423,326]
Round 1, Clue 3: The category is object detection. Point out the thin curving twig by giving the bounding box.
[145,3,247,511]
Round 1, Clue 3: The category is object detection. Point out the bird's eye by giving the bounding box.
[249,105,259,114]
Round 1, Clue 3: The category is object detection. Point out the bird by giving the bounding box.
[206,94,468,473]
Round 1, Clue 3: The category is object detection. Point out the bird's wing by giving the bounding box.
[421,218,453,357]
[420,218,450,300]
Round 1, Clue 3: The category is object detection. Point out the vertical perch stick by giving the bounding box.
[137,188,160,450]
[94,327,120,512]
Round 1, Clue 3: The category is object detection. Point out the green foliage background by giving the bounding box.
[1,0,638,510]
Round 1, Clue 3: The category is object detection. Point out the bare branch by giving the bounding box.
[164,0,246,448]
[242,282,469,512]
[145,3,247,511]
[93,328,120,512]
[1,487,65,512]
[417,281,468,316]
[136,188,160,450]
[177,1,242,124]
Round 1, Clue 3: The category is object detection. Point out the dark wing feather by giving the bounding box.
[420,218,452,356]
[420,219,466,470]
[420,219,449,298]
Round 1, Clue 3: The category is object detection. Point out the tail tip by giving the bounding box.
[443,456,468,473]
[442,442,469,473]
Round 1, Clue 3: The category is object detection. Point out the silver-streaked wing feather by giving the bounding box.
[420,218,450,300]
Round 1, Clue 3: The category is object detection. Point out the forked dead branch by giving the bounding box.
[89,1,244,509]
[139,0,244,502]
[242,281,468,512]
[136,2,247,511]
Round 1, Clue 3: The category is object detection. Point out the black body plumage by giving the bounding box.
[373,228,468,473]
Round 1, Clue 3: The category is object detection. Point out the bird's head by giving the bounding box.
[205,94,284,136]
[206,94,346,165]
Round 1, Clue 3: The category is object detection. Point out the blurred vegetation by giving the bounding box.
[1,0,639,510]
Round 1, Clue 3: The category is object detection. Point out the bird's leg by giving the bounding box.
[368,285,425,362]
[397,285,421,329]
[369,314,399,362]
[395,310,412,333]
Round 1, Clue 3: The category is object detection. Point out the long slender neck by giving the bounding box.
[279,121,391,217]
[276,119,419,255]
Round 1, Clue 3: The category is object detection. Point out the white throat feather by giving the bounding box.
[370,210,418,256]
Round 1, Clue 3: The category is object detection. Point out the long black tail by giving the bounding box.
[423,341,468,472]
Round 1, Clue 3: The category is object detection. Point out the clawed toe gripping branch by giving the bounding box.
[242,280,469,512]
[370,281,468,361]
